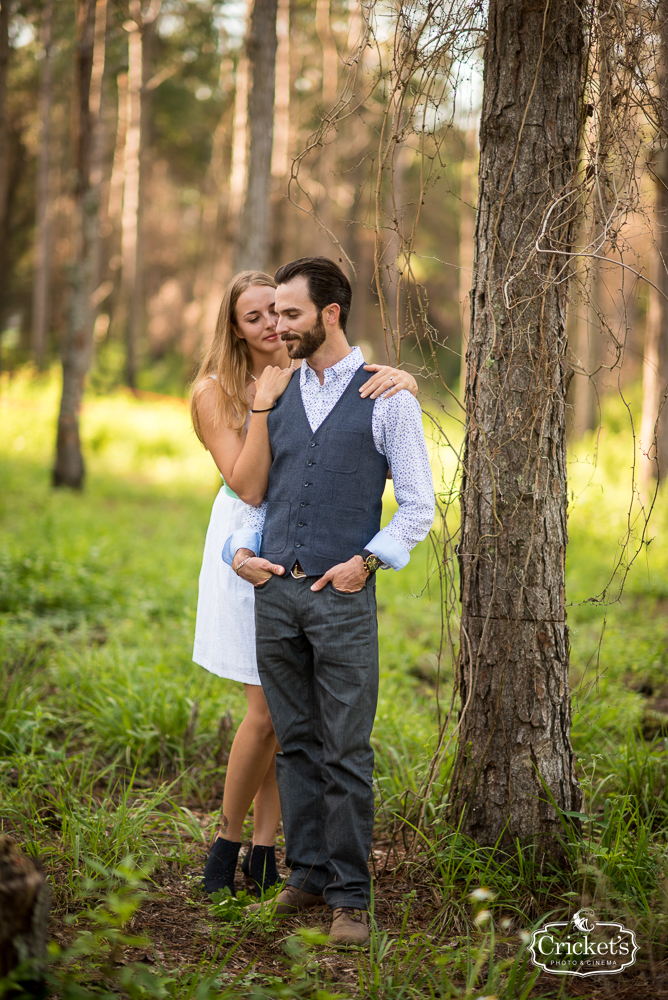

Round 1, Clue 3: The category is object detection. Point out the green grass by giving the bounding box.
[1,367,668,997]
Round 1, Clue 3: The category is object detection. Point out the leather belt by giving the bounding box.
[291,561,307,579]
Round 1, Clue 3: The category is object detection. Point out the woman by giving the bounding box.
[190,270,418,897]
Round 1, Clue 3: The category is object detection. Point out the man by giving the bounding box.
[223,257,434,947]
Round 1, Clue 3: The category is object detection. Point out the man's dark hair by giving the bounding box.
[274,257,352,334]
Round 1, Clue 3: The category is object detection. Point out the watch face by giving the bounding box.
[365,554,382,573]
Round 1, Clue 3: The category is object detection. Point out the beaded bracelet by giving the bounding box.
[234,555,254,575]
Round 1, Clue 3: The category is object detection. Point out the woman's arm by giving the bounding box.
[197,366,293,506]
[359,364,418,399]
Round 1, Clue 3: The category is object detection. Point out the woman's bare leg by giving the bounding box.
[251,749,281,846]
[216,684,279,843]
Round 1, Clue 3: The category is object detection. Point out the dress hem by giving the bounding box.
[192,654,262,686]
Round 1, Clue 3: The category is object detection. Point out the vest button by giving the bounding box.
[295,542,301,547]
[307,461,313,467]
[300,501,306,507]
[303,481,309,487]
[298,521,304,526]
[310,442,316,448]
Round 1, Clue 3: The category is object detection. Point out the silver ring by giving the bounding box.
[390,377,395,386]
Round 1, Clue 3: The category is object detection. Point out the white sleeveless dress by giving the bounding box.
[192,389,260,685]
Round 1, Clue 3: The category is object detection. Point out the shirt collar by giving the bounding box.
[300,346,365,386]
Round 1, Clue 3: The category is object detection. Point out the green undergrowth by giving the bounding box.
[1,370,668,997]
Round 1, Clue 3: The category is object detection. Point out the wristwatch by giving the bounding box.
[357,549,382,575]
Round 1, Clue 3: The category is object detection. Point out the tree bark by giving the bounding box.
[0,0,10,327]
[53,0,98,489]
[451,0,583,862]
[31,0,55,370]
[640,0,668,488]
[236,0,278,271]
[0,836,49,988]
[459,126,477,391]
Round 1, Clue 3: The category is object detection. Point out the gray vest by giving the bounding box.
[260,364,389,575]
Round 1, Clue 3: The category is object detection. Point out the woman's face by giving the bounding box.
[233,285,281,355]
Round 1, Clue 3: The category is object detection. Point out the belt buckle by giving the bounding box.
[291,561,306,579]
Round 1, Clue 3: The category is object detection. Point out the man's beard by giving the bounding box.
[282,311,326,359]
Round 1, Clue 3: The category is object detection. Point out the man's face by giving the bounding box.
[275,276,327,359]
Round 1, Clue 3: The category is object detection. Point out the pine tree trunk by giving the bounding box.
[271,0,290,181]
[450,0,583,862]
[237,0,278,271]
[31,0,54,370]
[640,0,668,488]
[229,45,250,221]
[572,271,600,437]
[573,1,614,439]
[0,0,10,328]
[120,15,142,387]
[53,0,98,489]
[88,0,109,311]
[315,0,337,255]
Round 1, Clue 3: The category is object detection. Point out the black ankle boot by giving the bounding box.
[241,841,253,879]
[244,844,281,896]
[202,837,241,895]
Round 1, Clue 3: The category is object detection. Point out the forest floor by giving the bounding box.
[2,370,668,998]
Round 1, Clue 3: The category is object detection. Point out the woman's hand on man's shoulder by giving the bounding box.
[253,364,295,410]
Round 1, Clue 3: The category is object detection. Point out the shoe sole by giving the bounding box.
[326,937,369,949]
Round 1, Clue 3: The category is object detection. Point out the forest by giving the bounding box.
[2,0,668,997]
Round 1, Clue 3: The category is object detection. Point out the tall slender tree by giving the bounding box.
[450,0,583,861]
[640,0,668,487]
[0,0,10,327]
[236,0,278,271]
[52,0,99,488]
[31,0,54,369]
[573,0,615,438]
[119,0,161,387]
[314,0,337,253]
[271,0,290,182]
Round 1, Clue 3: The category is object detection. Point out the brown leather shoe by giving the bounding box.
[246,883,325,915]
[327,907,369,947]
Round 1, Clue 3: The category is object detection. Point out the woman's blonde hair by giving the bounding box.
[190,270,277,444]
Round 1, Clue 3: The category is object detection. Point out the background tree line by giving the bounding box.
[0,0,462,392]
[2,1,666,481]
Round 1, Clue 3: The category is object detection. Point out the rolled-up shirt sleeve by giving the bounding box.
[222,500,267,566]
[365,392,435,570]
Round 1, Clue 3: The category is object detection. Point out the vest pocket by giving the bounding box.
[321,430,364,473]
[262,501,291,553]
[312,505,367,559]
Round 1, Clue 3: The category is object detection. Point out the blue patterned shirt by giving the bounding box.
[223,347,435,570]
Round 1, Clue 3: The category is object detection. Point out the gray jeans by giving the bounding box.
[254,572,379,909]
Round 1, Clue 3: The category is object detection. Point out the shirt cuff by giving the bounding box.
[222,529,262,567]
[365,529,410,571]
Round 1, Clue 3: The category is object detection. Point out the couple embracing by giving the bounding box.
[191,256,434,947]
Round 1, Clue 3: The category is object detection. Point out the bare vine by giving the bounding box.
[287,0,667,840]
